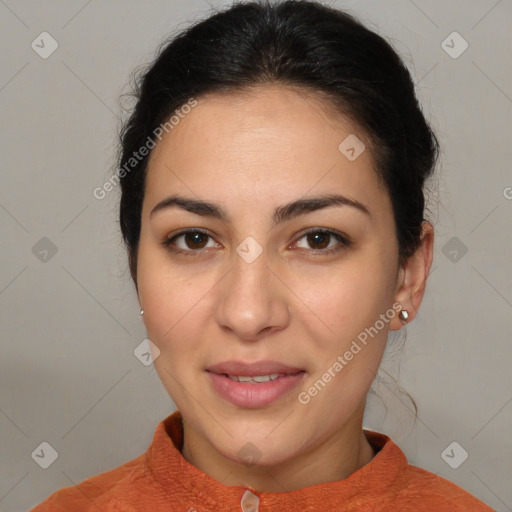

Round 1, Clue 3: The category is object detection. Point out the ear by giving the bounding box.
[390,221,434,330]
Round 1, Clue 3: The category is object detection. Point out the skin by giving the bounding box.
[135,84,434,492]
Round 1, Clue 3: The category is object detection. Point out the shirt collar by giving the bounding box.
[145,409,408,510]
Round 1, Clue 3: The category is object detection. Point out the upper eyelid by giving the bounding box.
[165,229,216,246]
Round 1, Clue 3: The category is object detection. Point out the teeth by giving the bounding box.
[227,373,284,383]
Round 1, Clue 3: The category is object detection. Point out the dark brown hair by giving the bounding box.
[117,0,439,284]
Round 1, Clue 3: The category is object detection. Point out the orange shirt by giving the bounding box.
[29,409,494,511]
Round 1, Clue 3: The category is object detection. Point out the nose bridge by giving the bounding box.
[229,234,272,302]
[215,234,289,337]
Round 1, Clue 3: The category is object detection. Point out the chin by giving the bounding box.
[211,425,304,467]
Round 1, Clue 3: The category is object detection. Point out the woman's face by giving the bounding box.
[137,84,405,467]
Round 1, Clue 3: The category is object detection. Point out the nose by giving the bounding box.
[214,245,291,341]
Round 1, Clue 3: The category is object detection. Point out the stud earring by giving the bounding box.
[398,309,409,325]
[140,307,144,316]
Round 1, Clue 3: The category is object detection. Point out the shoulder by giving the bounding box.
[391,462,495,511]
[363,430,494,511]
[28,453,153,511]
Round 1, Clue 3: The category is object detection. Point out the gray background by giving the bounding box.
[0,1,511,510]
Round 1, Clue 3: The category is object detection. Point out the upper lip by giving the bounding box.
[206,360,305,377]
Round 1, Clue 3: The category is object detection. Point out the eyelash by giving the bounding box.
[161,228,352,257]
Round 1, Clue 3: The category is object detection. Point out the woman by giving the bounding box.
[30,0,494,510]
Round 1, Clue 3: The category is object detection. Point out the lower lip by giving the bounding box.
[207,371,306,408]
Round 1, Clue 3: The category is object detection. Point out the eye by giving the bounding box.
[162,229,218,256]
[293,229,352,255]
[162,228,352,257]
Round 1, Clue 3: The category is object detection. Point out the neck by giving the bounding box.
[180,403,375,492]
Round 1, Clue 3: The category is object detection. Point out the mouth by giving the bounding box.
[205,362,306,408]
[218,372,301,383]
[206,359,305,377]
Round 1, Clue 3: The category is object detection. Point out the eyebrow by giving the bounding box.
[149,193,372,224]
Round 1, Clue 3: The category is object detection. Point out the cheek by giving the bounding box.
[137,245,205,351]
[289,256,393,402]
[139,258,209,404]
[289,254,393,343]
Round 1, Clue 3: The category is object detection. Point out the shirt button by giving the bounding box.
[240,489,260,512]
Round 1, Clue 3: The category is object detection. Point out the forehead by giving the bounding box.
[143,85,391,222]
